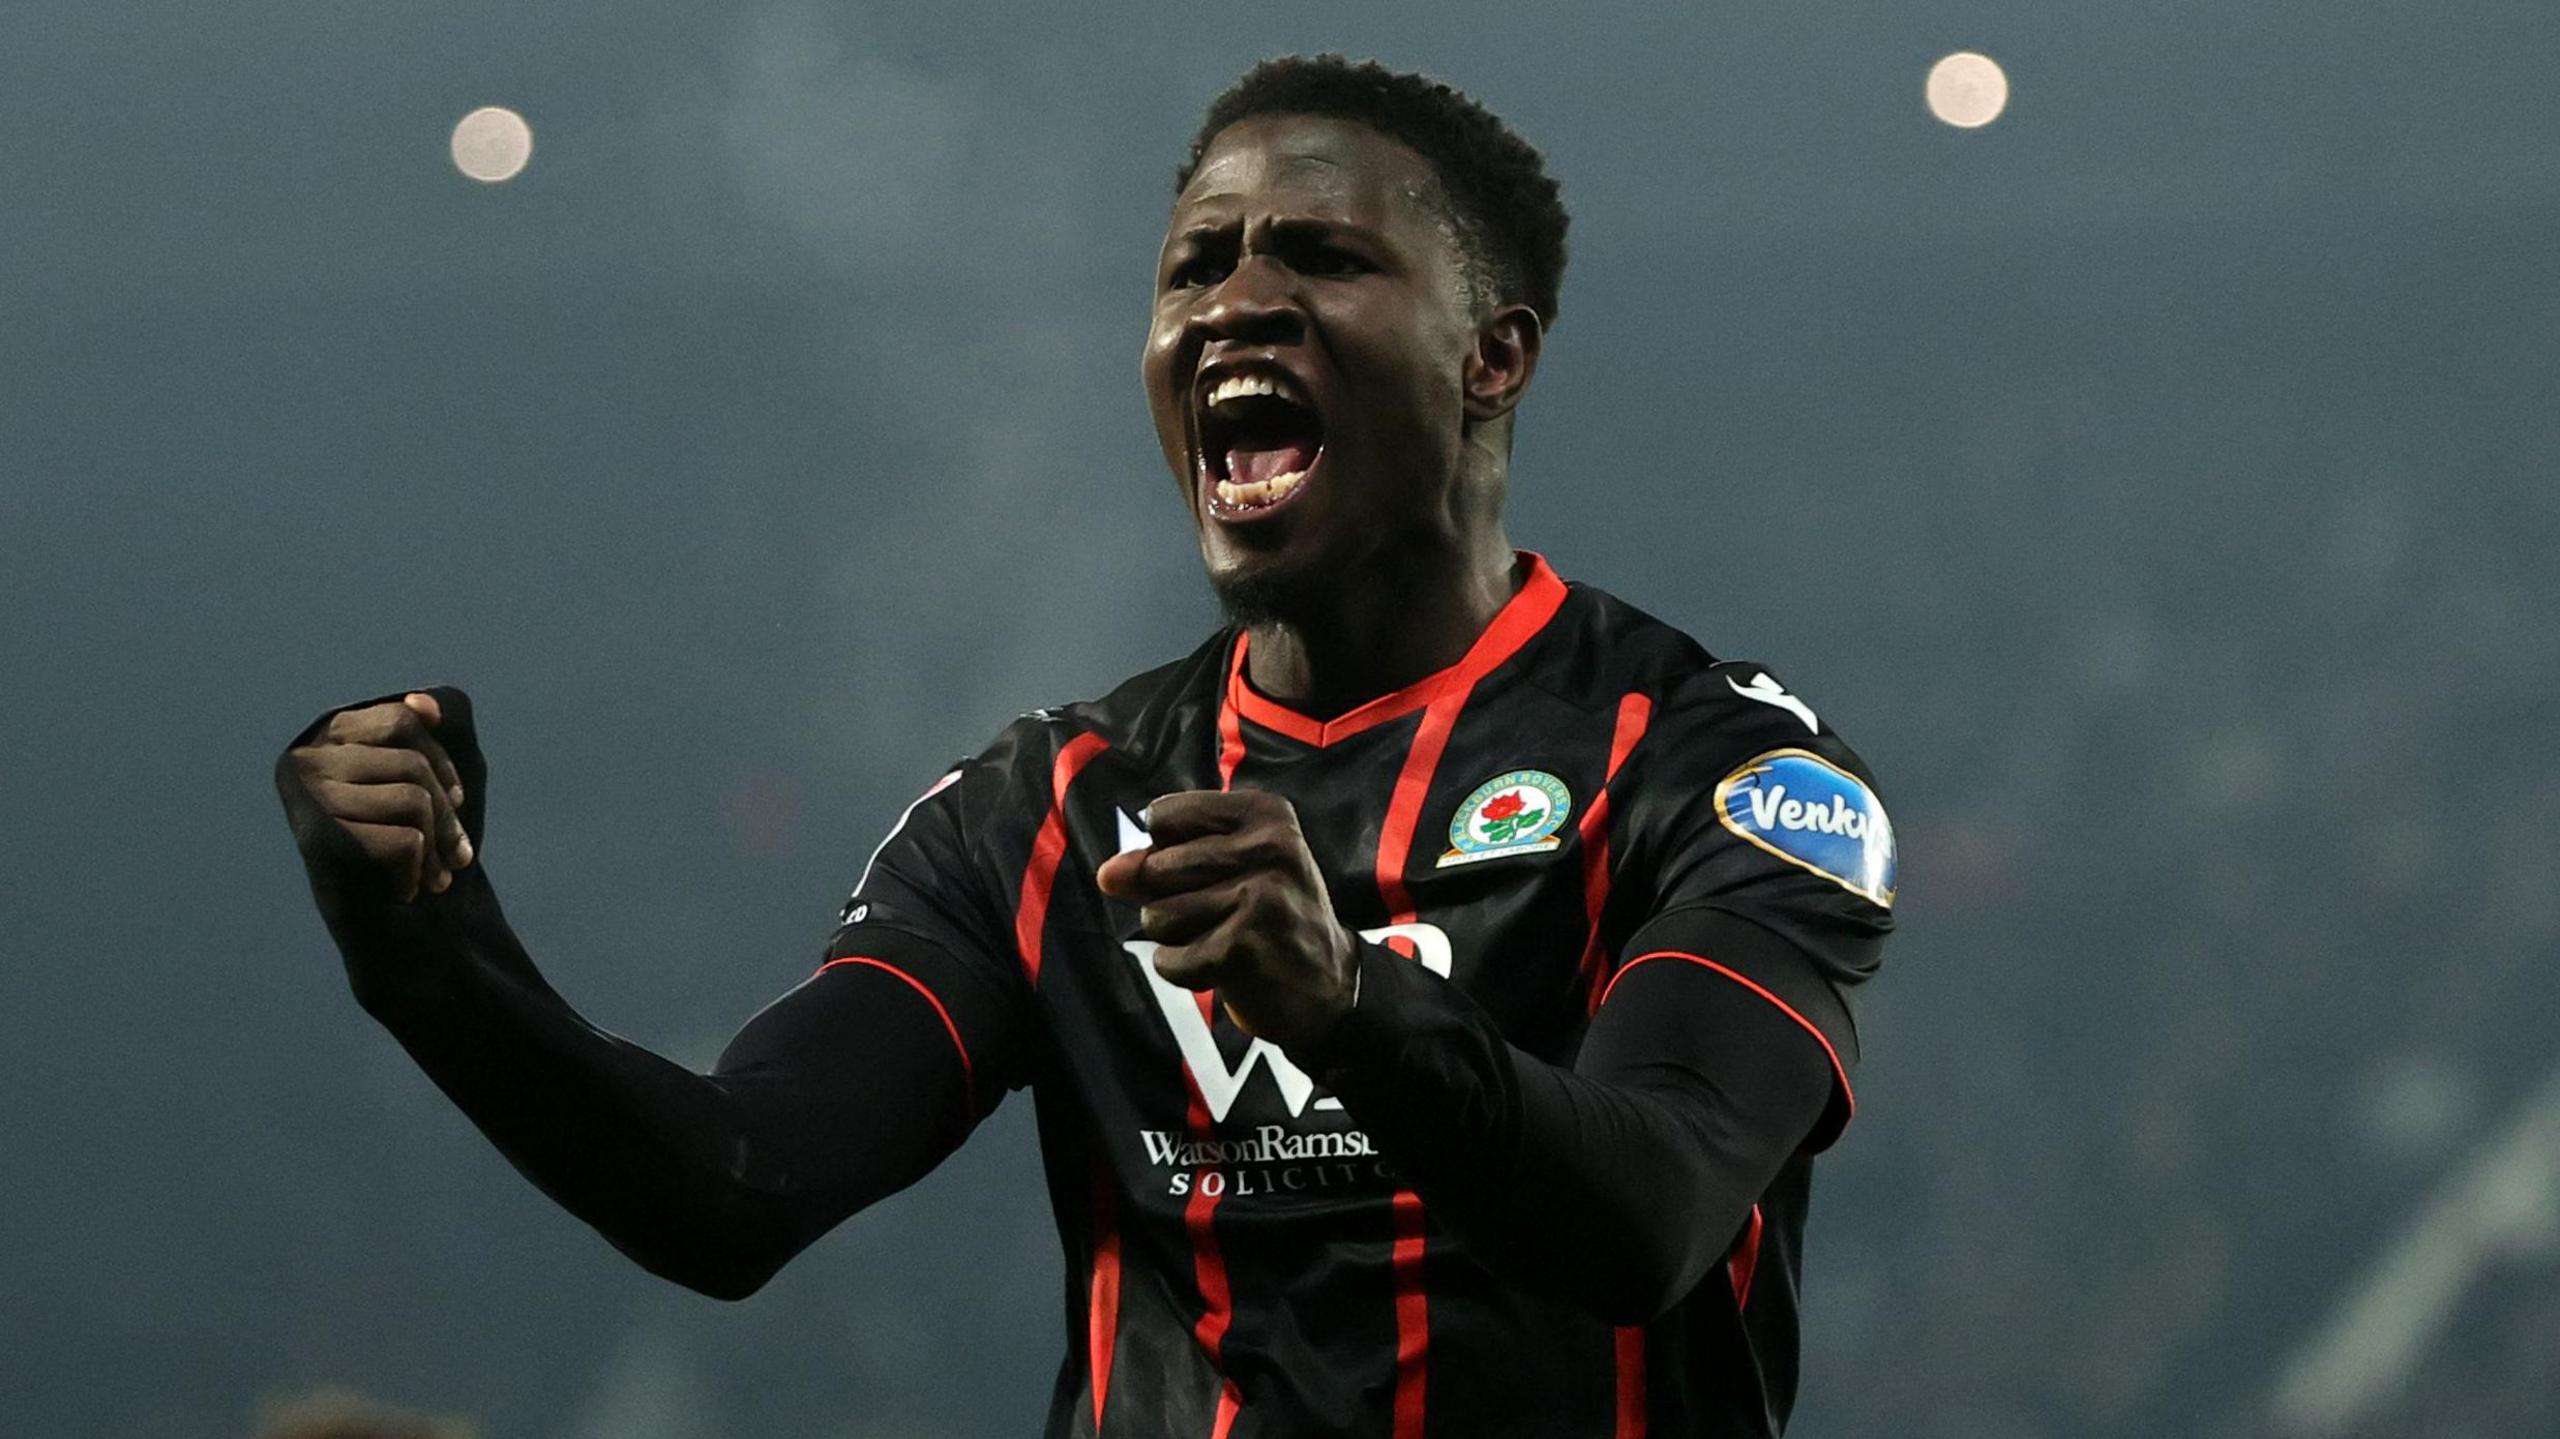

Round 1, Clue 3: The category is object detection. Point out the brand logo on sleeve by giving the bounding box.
[1726,670,1820,734]
[1437,769,1573,868]
[1714,749,1896,907]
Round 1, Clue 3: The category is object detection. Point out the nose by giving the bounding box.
[1192,256,1306,347]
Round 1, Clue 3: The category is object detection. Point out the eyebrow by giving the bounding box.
[1167,216,1376,249]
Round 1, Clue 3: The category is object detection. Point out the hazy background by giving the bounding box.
[7,2,2558,1435]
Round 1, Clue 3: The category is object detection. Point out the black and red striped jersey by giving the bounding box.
[824,552,1897,1438]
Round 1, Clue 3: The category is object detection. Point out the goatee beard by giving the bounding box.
[1211,559,1331,630]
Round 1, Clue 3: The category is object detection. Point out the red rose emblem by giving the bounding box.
[1481,791,1527,822]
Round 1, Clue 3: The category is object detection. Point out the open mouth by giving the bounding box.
[1195,368,1325,521]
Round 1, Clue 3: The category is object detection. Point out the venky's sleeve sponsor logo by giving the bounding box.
[1712,748,1896,907]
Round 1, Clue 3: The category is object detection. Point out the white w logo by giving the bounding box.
[1124,923,1453,1123]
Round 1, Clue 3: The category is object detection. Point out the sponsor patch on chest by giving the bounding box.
[1714,749,1897,906]
[1437,769,1574,868]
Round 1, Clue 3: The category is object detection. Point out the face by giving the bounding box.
[1142,114,1528,619]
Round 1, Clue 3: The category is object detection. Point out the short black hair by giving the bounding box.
[1176,55,1570,328]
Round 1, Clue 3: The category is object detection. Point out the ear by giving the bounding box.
[1461,303,1544,422]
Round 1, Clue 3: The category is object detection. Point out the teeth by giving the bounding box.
[1205,371,1307,409]
[1214,468,1308,508]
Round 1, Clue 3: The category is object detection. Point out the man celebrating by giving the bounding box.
[278,56,1896,1438]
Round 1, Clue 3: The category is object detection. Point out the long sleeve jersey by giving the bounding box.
[279,552,1897,1438]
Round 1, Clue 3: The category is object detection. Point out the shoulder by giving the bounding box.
[1556,580,1877,777]
[1050,630,1232,763]
[1565,582,1896,910]
[948,629,1232,804]
[1651,658,1877,790]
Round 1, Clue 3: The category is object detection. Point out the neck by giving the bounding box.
[1242,528,1521,718]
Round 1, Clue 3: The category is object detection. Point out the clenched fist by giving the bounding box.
[282,691,476,902]
[1095,789,1358,1050]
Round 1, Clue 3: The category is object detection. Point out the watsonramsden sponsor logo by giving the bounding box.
[1141,1125,1393,1199]
[1140,1126,1378,1167]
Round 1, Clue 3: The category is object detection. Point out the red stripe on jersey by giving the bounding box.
[810,956,972,1090]
[1389,1188,1431,1436]
[1727,1203,1766,1309]
[1372,693,1460,1439]
[1373,691,1461,920]
[1612,1325,1647,1438]
[1150,710,1248,1436]
[1014,731,1110,985]
[1088,1160,1123,1432]
[1574,692,1656,1014]
[1581,699,1661,1431]
[1602,951,1856,1124]
[1216,642,1249,789]
[1180,1058,1245,1434]
[1223,552,1569,748]
[1364,572,1569,1439]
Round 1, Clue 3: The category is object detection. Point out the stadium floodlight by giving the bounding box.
[451,106,534,183]
[1927,52,2010,129]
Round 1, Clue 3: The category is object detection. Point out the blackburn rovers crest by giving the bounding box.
[1437,770,1573,868]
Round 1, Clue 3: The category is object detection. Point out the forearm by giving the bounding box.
[279,726,965,1299]
[1298,944,1831,1324]
[332,869,969,1296]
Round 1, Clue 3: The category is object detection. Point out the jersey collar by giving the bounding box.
[1221,551,1571,748]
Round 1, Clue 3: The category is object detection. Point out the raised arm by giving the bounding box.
[276,688,1022,1298]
